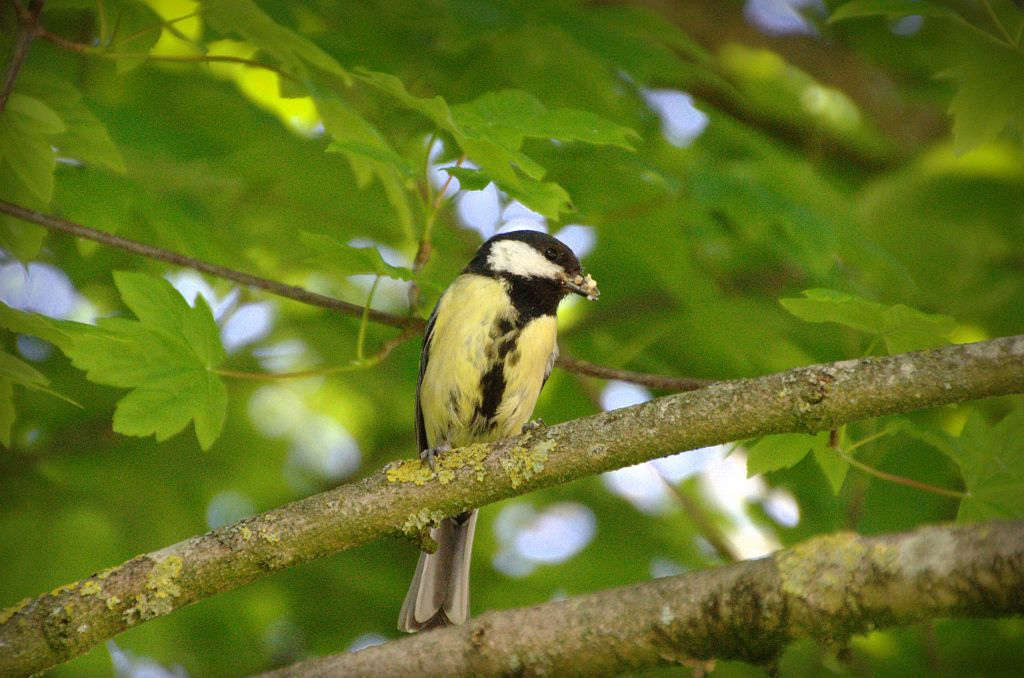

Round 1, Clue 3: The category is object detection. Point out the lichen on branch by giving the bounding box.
[261,521,1024,677]
[1,335,1023,676]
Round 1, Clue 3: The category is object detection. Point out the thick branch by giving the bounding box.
[265,521,1024,676]
[0,198,708,390]
[2,336,1022,676]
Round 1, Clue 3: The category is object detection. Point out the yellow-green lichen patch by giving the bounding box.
[124,554,185,624]
[147,555,184,598]
[401,507,446,537]
[386,443,489,486]
[386,459,434,486]
[80,580,102,596]
[500,438,554,488]
[50,581,80,597]
[240,526,253,541]
[106,596,121,610]
[400,507,446,552]
[777,532,866,620]
[0,597,31,624]
[259,527,281,543]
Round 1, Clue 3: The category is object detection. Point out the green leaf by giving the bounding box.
[812,442,850,495]
[355,69,635,217]
[0,379,12,447]
[355,69,457,131]
[103,0,164,73]
[325,140,415,179]
[16,74,126,173]
[829,0,965,23]
[0,303,75,352]
[5,94,66,135]
[0,113,56,203]
[0,162,46,259]
[949,409,1024,521]
[0,341,80,446]
[63,273,228,449]
[746,432,824,475]
[112,370,227,450]
[939,42,1024,154]
[779,289,956,353]
[54,105,127,174]
[300,232,414,280]
[203,0,351,86]
[442,167,494,191]
[831,2,1024,153]
[316,95,416,239]
[0,349,49,389]
[451,89,638,151]
[0,347,78,404]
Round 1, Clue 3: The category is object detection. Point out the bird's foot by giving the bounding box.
[521,418,545,434]
[420,441,452,471]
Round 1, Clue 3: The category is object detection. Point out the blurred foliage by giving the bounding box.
[1,0,1023,676]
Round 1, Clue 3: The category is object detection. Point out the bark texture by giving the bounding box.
[263,521,1024,677]
[1,336,1023,676]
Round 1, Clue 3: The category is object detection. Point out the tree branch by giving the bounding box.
[556,353,713,391]
[0,198,416,330]
[2,336,1022,676]
[263,521,1024,677]
[0,198,709,390]
[0,0,43,112]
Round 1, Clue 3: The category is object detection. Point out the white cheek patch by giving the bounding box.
[487,240,562,278]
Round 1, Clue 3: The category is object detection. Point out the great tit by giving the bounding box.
[398,230,599,632]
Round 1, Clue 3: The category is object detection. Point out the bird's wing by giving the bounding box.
[541,342,559,390]
[414,304,440,455]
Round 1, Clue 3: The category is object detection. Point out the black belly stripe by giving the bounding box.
[476,317,520,426]
[476,361,505,425]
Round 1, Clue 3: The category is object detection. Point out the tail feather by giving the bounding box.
[398,510,478,632]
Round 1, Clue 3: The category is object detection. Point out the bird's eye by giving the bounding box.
[543,247,559,262]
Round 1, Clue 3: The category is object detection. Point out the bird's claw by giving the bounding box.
[420,441,451,471]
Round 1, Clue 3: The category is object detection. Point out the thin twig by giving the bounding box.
[827,424,966,499]
[413,152,464,271]
[110,10,198,48]
[33,27,293,80]
[408,152,465,312]
[834,447,967,500]
[981,0,1016,46]
[355,275,382,361]
[0,199,715,390]
[555,353,713,391]
[0,0,44,113]
[0,198,417,329]
[657,473,740,563]
[214,325,419,381]
[32,26,85,53]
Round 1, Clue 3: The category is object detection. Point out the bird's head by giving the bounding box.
[466,230,600,301]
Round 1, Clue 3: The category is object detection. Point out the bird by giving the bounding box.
[398,229,599,632]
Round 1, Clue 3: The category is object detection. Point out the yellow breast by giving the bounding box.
[419,274,557,449]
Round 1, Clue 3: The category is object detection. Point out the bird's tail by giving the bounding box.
[398,509,478,632]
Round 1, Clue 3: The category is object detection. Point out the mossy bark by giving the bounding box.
[262,522,1024,677]
[2,336,1023,676]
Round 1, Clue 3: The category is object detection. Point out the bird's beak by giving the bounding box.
[560,271,600,300]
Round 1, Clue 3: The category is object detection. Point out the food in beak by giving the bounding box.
[561,272,600,300]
